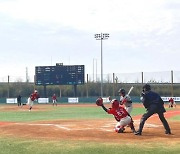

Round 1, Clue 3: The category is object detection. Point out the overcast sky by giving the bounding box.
[0,0,180,82]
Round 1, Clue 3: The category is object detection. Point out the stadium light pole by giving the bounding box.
[94,33,109,97]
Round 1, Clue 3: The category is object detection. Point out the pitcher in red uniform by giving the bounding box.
[27,90,40,111]
[96,98,136,133]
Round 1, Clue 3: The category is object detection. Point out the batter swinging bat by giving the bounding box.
[127,86,134,96]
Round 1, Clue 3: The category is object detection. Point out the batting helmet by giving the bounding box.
[143,84,151,91]
[111,99,119,109]
[118,89,126,95]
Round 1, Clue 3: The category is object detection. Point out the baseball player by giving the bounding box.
[118,89,133,114]
[168,97,176,108]
[52,94,57,106]
[96,97,136,133]
[26,90,40,111]
[135,84,171,135]
[17,94,22,107]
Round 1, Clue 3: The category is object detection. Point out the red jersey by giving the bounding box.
[169,98,174,104]
[107,106,129,121]
[31,92,39,101]
[52,95,57,100]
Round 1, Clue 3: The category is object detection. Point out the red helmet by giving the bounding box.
[111,99,119,109]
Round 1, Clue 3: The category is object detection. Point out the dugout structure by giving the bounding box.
[35,63,85,97]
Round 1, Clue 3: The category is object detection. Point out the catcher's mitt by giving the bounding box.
[96,97,103,106]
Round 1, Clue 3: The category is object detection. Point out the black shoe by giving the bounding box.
[165,131,171,135]
[134,131,142,135]
[118,128,125,133]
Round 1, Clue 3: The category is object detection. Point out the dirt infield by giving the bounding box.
[0,104,180,144]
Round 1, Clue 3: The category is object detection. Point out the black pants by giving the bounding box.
[138,105,171,134]
[18,101,21,106]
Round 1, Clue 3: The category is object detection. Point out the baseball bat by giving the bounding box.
[127,86,134,96]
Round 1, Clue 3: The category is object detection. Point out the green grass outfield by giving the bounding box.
[0,104,146,122]
[0,104,180,154]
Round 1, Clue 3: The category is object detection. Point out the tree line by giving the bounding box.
[0,82,179,98]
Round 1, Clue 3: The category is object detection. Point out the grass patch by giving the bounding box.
[0,105,146,122]
[169,115,180,121]
[0,138,180,154]
[0,106,110,122]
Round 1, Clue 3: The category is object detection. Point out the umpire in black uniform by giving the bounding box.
[17,94,22,107]
[135,84,171,135]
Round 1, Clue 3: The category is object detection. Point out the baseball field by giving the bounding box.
[0,103,179,154]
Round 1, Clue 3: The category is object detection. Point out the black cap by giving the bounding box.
[143,84,151,91]
[118,89,126,95]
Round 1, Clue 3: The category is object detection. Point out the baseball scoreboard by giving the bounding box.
[35,63,85,85]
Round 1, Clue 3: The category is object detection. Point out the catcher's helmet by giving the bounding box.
[111,99,119,109]
[143,84,151,91]
[118,89,126,95]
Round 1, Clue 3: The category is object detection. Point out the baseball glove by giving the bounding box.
[96,97,103,106]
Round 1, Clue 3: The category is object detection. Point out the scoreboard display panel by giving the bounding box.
[35,63,84,85]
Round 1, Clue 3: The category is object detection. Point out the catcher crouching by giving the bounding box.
[96,97,136,133]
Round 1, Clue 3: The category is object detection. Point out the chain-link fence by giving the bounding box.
[1,70,180,84]
[88,70,180,83]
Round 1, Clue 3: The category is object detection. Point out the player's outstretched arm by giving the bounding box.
[96,97,108,112]
[101,104,108,112]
